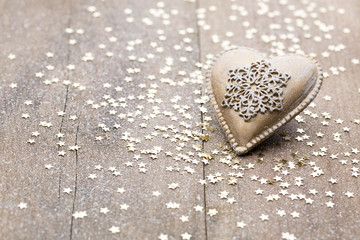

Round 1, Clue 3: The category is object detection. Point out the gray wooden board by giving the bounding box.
[199,0,360,239]
[0,0,360,239]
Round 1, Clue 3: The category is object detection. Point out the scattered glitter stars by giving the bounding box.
[179,215,189,222]
[345,192,354,198]
[88,174,97,179]
[194,205,203,212]
[290,211,300,218]
[168,183,179,190]
[109,226,120,234]
[72,211,87,219]
[325,191,335,198]
[2,0,360,239]
[207,208,218,216]
[18,202,27,209]
[120,204,129,210]
[259,214,269,221]
[282,232,297,240]
[117,187,126,194]
[69,145,80,151]
[9,83,18,88]
[158,233,169,240]
[44,164,53,170]
[329,178,338,184]
[166,202,180,209]
[63,188,72,194]
[8,53,16,60]
[152,191,161,197]
[326,201,335,208]
[277,210,286,217]
[35,72,44,78]
[100,208,110,214]
[323,95,332,101]
[181,232,192,240]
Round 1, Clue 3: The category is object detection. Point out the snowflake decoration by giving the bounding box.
[222,60,291,121]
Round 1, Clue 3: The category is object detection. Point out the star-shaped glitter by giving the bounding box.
[323,95,332,101]
[109,226,120,234]
[158,234,169,240]
[166,202,180,209]
[21,112,29,119]
[180,215,189,222]
[63,188,72,194]
[282,232,297,240]
[237,221,247,228]
[207,209,218,216]
[168,183,179,190]
[326,201,335,208]
[290,211,300,218]
[259,214,269,221]
[277,210,286,217]
[181,232,192,240]
[8,53,16,59]
[45,164,53,169]
[345,191,354,198]
[120,204,129,210]
[72,211,87,219]
[194,205,203,212]
[18,202,27,209]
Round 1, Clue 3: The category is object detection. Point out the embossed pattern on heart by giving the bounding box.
[207,46,323,155]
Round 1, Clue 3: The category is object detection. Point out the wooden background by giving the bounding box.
[0,0,359,239]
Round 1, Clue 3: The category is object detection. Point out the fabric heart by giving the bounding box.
[207,46,323,155]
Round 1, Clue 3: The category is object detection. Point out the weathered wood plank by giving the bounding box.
[198,0,360,239]
[0,0,74,239]
[64,0,206,238]
[1,0,207,239]
[1,0,360,239]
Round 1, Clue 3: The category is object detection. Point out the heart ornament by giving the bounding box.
[206,46,323,155]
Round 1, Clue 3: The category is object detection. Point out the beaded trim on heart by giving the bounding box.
[206,46,323,155]
[222,60,291,121]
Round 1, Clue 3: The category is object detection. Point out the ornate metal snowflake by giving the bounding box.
[222,60,291,121]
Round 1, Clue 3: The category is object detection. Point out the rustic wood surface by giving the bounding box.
[0,0,359,239]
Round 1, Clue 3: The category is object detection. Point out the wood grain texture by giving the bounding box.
[0,0,73,239]
[199,0,360,239]
[64,0,206,239]
[1,0,206,239]
[0,0,359,239]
